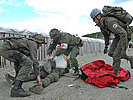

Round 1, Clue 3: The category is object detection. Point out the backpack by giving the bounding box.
[102,6,133,25]
[80,60,130,88]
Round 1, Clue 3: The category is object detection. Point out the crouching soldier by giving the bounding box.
[47,28,83,76]
[0,34,45,97]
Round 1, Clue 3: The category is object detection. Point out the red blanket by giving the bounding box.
[80,60,130,88]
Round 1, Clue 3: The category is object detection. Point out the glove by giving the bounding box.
[104,47,108,54]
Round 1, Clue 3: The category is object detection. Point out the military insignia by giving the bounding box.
[112,24,118,29]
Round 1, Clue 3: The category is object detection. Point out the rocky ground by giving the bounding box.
[0,48,133,100]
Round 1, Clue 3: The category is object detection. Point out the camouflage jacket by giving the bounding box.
[47,32,83,55]
[99,16,129,49]
[6,38,40,76]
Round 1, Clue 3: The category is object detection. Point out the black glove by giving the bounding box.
[104,47,108,54]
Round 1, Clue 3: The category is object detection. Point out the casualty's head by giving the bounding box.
[49,28,61,40]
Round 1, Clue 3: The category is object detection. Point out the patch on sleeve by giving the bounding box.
[112,24,118,29]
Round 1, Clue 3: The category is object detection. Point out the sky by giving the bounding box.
[0,0,133,36]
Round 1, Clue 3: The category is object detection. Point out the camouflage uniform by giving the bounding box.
[0,38,40,81]
[99,16,133,75]
[24,60,60,87]
[0,34,44,97]
[47,29,83,76]
[5,57,60,94]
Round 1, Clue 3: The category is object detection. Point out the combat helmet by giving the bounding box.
[31,34,45,44]
[90,8,101,19]
[49,28,61,39]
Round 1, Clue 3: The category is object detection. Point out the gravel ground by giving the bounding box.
[0,48,133,100]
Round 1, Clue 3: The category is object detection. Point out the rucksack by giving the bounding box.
[102,6,133,25]
[80,60,130,88]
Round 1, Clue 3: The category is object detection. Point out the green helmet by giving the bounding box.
[31,34,45,44]
[49,28,61,39]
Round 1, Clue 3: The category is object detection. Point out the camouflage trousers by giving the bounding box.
[108,37,131,74]
[13,59,59,87]
[0,41,32,81]
[24,69,60,88]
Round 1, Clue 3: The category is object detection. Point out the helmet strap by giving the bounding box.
[95,14,102,26]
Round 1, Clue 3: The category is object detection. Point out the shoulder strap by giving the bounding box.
[102,17,115,34]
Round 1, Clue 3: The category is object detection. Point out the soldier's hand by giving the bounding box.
[37,75,42,86]
[104,47,108,54]
[44,55,54,61]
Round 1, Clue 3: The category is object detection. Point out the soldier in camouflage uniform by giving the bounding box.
[5,59,60,94]
[0,34,45,97]
[90,8,133,75]
[47,28,83,76]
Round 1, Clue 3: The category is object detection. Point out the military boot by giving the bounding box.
[129,56,133,69]
[29,84,44,94]
[73,68,79,76]
[5,74,15,85]
[10,80,31,97]
[29,77,52,94]
[61,68,69,75]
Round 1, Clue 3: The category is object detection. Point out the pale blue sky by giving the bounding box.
[0,0,133,36]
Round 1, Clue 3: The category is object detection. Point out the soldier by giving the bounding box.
[47,28,83,76]
[0,34,45,97]
[90,7,133,75]
[5,59,60,94]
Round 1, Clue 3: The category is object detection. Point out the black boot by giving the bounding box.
[10,80,31,97]
[5,74,15,85]
[129,56,133,69]
[73,68,79,76]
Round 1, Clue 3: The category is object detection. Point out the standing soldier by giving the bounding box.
[47,28,83,76]
[0,34,45,97]
[90,6,133,75]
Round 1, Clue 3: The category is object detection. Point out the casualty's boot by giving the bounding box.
[129,56,133,69]
[61,68,69,75]
[5,74,15,85]
[10,80,31,97]
[29,84,44,94]
[73,68,79,76]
